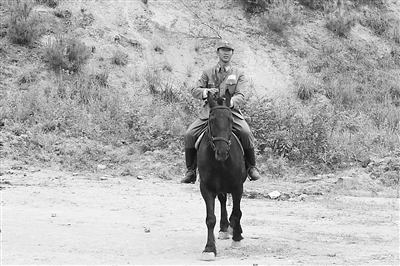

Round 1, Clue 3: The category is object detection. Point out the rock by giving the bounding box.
[302,185,323,195]
[336,176,354,185]
[137,175,144,180]
[99,175,109,180]
[97,164,107,170]
[298,194,308,201]
[120,169,132,176]
[309,176,323,182]
[380,171,399,186]
[279,192,291,201]
[268,190,281,199]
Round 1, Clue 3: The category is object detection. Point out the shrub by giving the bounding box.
[261,0,302,33]
[44,34,91,73]
[35,0,59,8]
[390,21,400,44]
[242,98,334,166]
[296,77,318,101]
[353,0,387,9]
[143,66,181,103]
[7,0,42,46]
[236,0,270,14]
[325,10,357,37]
[297,0,325,10]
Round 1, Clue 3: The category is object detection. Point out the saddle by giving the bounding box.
[195,128,244,155]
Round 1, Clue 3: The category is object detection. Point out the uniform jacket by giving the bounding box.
[191,63,246,120]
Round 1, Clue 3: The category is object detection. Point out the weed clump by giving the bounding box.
[35,0,59,8]
[7,0,42,46]
[44,34,91,73]
[111,50,128,66]
[261,0,302,33]
[325,10,357,37]
[298,0,325,10]
[360,8,390,36]
[242,98,333,166]
[236,0,269,14]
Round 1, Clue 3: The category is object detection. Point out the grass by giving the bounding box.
[260,0,303,33]
[111,50,128,66]
[44,34,91,73]
[0,0,399,189]
[360,7,390,36]
[6,0,42,46]
[325,10,357,37]
[35,0,59,8]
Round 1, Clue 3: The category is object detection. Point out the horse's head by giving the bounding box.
[207,90,233,161]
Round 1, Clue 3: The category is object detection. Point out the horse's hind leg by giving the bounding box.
[230,187,244,247]
[200,183,217,260]
[217,193,230,240]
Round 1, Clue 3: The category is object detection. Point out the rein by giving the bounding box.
[208,105,232,152]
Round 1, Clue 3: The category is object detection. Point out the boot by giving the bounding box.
[180,148,197,184]
[244,148,261,181]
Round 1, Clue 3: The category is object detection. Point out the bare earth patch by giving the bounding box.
[1,161,398,265]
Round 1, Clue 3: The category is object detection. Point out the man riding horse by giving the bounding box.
[181,40,262,184]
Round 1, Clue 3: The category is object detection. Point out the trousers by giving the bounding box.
[184,117,255,149]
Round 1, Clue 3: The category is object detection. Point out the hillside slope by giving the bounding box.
[1,0,399,180]
[68,0,296,99]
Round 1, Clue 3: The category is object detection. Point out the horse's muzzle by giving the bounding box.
[215,149,229,161]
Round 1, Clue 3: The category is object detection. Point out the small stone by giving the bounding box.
[99,176,108,180]
[72,173,78,176]
[144,227,150,233]
[309,176,322,182]
[302,185,323,195]
[298,194,308,201]
[137,175,144,180]
[280,193,291,201]
[336,176,354,184]
[97,164,107,170]
[268,191,281,199]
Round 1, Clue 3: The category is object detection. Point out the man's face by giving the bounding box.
[217,48,233,63]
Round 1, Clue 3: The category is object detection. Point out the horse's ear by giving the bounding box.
[224,89,231,107]
[207,91,216,108]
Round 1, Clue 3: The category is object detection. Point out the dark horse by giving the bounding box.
[197,90,247,261]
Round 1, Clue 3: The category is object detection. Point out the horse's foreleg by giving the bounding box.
[200,183,217,258]
[217,193,230,240]
[230,187,244,244]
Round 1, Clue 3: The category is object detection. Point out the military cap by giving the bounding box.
[216,40,234,51]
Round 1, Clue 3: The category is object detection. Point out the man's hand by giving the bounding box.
[203,88,219,99]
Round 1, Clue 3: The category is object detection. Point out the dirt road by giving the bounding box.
[1,162,399,265]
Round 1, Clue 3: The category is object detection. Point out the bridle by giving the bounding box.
[208,105,232,152]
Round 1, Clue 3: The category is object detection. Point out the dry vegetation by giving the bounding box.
[0,0,399,188]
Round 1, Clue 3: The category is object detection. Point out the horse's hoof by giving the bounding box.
[218,231,230,240]
[201,252,216,261]
[231,240,244,248]
[227,226,233,236]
